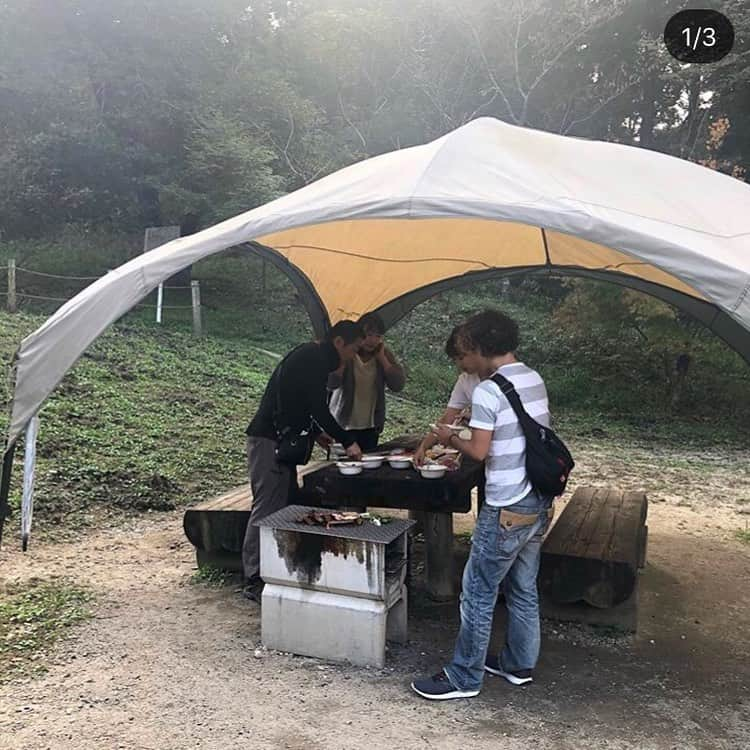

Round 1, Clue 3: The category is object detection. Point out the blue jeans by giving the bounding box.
[444,491,552,691]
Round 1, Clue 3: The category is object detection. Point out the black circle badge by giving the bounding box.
[664,9,734,63]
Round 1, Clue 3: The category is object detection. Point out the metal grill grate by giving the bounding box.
[255,504,415,543]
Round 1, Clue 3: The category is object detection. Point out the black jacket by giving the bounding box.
[246,342,354,447]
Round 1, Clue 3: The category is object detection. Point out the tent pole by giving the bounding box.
[20,416,39,552]
[0,442,16,547]
[541,228,552,266]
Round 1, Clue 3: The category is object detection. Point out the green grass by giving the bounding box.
[0,236,749,537]
[735,528,750,545]
[0,578,93,684]
[188,564,237,587]
[0,309,277,531]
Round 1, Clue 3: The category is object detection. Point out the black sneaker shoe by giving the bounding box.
[484,655,533,685]
[242,576,264,603]
[411,671,480,700]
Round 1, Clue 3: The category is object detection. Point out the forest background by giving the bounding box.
[0,0,749,522]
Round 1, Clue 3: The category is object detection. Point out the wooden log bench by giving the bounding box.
[183,462,327,573]
[539,486,648,632]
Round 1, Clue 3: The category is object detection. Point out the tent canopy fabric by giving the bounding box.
[4,116,750,450]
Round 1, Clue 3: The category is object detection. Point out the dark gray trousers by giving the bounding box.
[241,436,294,581]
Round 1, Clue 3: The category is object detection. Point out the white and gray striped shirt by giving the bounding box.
[469,362,550,507]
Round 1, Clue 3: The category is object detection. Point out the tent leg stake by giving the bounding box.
[0,443,16,547]
[21,416,39,552]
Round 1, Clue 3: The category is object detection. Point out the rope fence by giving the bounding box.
[2,259,420,407]
[136,303,194,310]
[11,266,194,287]
[10,292,71,303]
[2,258,204,335]
[14,267,102,281]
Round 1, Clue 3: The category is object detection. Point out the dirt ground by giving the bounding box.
[1,444,750,750]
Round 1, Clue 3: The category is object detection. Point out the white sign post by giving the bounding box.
[143,226,180,325]
[156,283,164,324]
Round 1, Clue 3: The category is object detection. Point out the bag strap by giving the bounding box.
[273,344,306,435]
[490,372,538,436]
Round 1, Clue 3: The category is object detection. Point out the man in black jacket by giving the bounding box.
[242,320,365,601]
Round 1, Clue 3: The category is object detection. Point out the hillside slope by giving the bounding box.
[1,252,748,536]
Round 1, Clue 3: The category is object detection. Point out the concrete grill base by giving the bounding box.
[261,583,408,668]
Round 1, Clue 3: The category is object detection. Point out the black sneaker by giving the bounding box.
[242,576,264,603]
[411,671,480,700]
[484,655,533,685]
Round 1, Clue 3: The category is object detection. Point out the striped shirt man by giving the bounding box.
[469,362,550,507]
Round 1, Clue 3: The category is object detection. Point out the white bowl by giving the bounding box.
[336,461,363,476]
[361,455,384,469]
[419,464,448,479]
[388,457,412,469]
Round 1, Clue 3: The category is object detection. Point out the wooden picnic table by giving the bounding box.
[298,436,485,600]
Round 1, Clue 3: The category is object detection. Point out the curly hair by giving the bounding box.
[459,309,519,356]
[444,324,463,359]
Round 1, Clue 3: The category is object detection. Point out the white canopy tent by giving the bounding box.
[2,117,749,542]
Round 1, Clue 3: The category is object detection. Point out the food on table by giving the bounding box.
[424,445,461,470]
[297,510,364,528]
[425,446,459,460]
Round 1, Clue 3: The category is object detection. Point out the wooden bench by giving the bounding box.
[539,486,648,631]
[182,462,327,572]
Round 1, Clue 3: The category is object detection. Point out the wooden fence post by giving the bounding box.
[7,258,16,313]
[191,280,203,336]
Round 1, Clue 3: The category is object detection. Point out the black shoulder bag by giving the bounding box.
[273,348,314,466]
[491,373,574,497]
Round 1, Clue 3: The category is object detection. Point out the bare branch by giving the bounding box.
[462,18,519,123]
[282,109,304,178]
[416,80,455,127]
[306,158,335,184]
[247,115,304,180]
[338,91,367,150]
[513,7,525,99]
[557,96,576,134]
[525,9,622,104]
[687,106,711,161]
[466,90,500,122]
[563,79,640,135]
[373,96,389,117]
